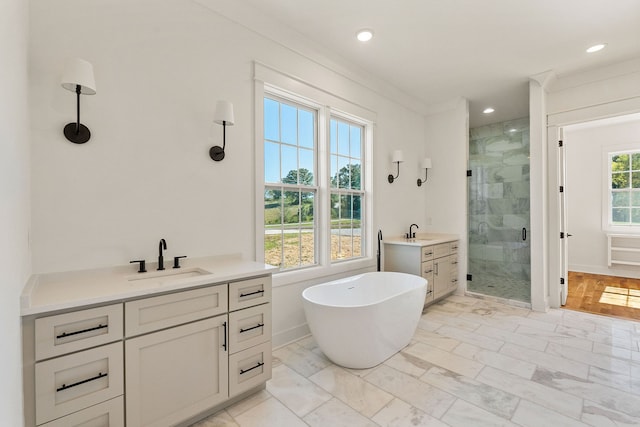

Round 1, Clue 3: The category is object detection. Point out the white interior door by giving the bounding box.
[559,128,569,305]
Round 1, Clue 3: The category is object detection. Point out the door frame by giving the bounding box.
[547,98,640,308]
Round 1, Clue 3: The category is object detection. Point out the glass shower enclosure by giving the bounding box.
[467,118,531,303]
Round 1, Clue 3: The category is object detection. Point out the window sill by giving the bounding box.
[272,257,376,288]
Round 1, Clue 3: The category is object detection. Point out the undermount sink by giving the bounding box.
[127,267,211,284]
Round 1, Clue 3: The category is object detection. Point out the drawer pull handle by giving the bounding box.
[239,289,264,298]
[426,290,433,295]
[56,323,107,339]
[452,261,458,265]
[222,322,227,351]
[424,269,433,274]
[56,372,107,392]
[240,362,264,375]
[424,252,433,256]
[240,323,264,333]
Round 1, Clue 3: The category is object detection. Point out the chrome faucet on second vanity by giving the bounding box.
[407,224,419,239]
[158,238,167,270]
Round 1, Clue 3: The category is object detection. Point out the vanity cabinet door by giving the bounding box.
[125,315,228,427]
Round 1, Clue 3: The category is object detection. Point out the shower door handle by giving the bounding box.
[522,228,527,241]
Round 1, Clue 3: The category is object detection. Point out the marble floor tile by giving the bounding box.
[233,397,308,427]
[475,324,548,352]
[403,341,485,378]
[436,324,505,351]
[532,367,640,418]
[581,400,640,427]
[266,364,332,417]
[272,341,331,378]
[371,398,450,427]
[440,398,520,427]
[511,399,590,427]
[309,364,394,417]
[303,398,378,427]
[420,366,520,419]
[191,294,640,427]
[364,364,456,418]
[476,366,584,419]
[453,342,537,379]
[500,342,590,379]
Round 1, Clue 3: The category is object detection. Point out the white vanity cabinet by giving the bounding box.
[22,265,273,427]
[385,237,459,306]
[32,304,125,427]
[124,285,229,427]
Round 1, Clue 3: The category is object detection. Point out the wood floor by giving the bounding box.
[565,271,640,321]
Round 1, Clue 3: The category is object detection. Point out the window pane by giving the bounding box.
[350,162,362,190]
[282,231,301,269]
[264,189,282,268]
[330,120,337,153]
[353,195,362,257]
[350,126,362,158]
[632,191,640,207]
[338,122,350,156]
[283,191,300,224]
[633,172,640,188]
[264,98,279,141]
[298,109,314,148]
[337,157,350,189]
[612,191,630,207]
[612,154,630,172]
[281,104,297,145]
[613,208,630,223]
[264,141,280,183]
[612,172,629,189]
[633,208,640,224]
[281,145,298,182]
[633,153,640,171]
[299,148,314,185]
[330,154,338,189]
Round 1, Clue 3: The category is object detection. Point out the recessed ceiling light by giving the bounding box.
[483,107,495,114]
[586,43,607,53]
[356,29,374,42]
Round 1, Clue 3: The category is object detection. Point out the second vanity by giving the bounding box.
[384,233,459,306]
[21,255,276,427]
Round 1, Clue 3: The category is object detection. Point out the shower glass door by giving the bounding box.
[467,118,531,303]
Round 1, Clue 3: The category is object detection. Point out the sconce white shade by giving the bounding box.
[213,100,235,126]
[61,58,96,95]
[421,158,432,169]
[391,150,404,163]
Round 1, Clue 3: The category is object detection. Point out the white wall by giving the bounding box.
[1,0,30,424]
[28,0,431,347]
[423,98,469,292]
[565,116,640,277]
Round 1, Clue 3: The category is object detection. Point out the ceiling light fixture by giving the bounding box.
[483,107,495,114]
[356,29,374,42]
[586,43,607,53]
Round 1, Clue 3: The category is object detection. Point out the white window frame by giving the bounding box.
[603,145,640,232]
[254,63,375,286]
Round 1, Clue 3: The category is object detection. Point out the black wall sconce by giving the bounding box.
[61,58,96,144]
[209,100,235,161]
[388,150,404,183]
[417,157,432,186]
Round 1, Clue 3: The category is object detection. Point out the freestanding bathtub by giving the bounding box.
[302,272,427,369]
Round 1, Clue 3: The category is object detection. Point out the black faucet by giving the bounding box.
[158,238,167,270]
[407,223,419,239]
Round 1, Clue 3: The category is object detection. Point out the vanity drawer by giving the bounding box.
[421,246,434,261]
[433,243,450,259]
[228,341,272,397]
[35,342,124,425]
[229,276,272,311]
[450,241,459,253]
[40,396,124,427]
[125,285,228,337]
[421,260,434,278]
[35,304,123,361]
[228,303,271,354]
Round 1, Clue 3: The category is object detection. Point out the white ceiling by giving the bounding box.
[232,0,640,127]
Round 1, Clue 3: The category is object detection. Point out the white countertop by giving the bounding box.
[383,233,459,247]
[21,255,277,316]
